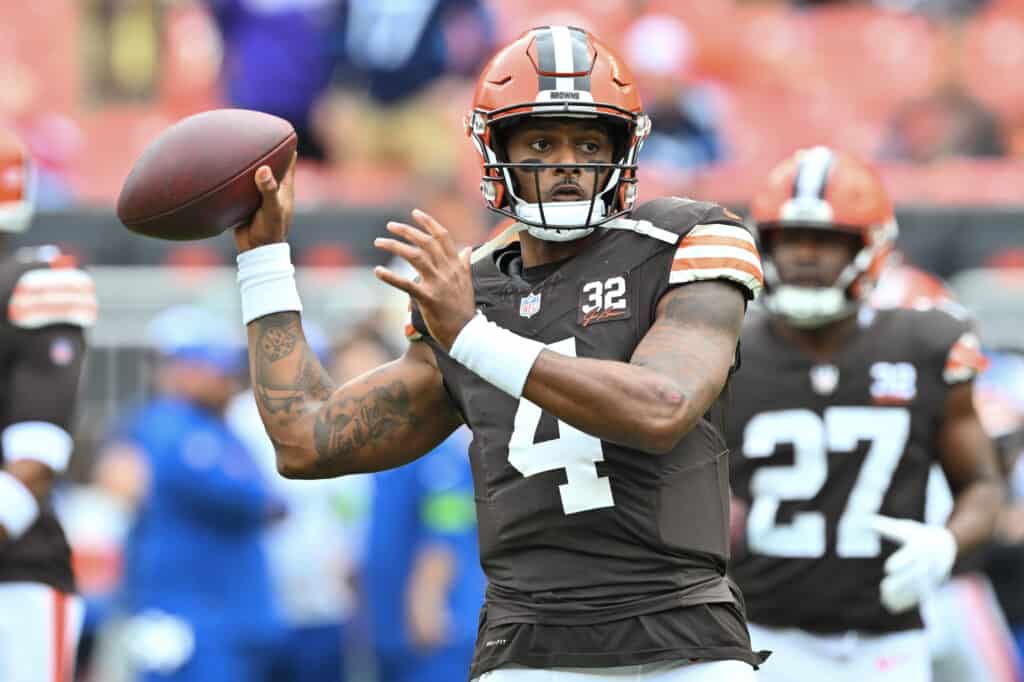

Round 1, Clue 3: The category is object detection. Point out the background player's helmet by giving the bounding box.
[0,128,34,234]
[752,146,897,328]
[467,25,651,242]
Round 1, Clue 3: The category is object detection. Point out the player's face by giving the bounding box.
[504,119,614,204]
[768,228,862,287]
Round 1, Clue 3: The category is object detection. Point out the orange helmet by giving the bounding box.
[0,128,33,234]
[466,26,651,241]
[751,146,898,327]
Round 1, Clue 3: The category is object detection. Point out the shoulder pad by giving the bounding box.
[630,197,746,239]
[8,266,97,329]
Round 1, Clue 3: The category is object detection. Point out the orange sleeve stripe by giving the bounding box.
[678,234,760,256]
[671,257,765,284]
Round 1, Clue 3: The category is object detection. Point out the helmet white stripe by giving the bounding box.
[794,146,833,200]
[550,25,576,91]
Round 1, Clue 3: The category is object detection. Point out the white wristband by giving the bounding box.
[3,422,74,473]
[236,243,303,324]
[449,313,546,398]
[0,470,40,540]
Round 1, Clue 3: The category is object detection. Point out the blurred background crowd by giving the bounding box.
[1,0,1023,680]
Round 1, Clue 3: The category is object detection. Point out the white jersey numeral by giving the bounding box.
[507,337,615,515]
[743,407,911,558]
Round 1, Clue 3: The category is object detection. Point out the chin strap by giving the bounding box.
[470,216,678,265]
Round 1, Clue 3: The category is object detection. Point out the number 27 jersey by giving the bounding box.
[724,306,986,634]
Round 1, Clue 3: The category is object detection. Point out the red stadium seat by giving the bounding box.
[960,4,1024,121]
[0,0,79,116]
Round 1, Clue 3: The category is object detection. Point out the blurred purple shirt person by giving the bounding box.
[208,0,340,159]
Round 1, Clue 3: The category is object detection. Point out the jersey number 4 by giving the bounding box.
[508,337,615,515]
[743,407,911,558]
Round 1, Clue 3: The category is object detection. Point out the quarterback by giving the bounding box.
[234,26,767,681]
[725,146,1003,681]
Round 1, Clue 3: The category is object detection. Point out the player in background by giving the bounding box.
[232,26,767,681]
[0,128,98,682]
[873,259,1022,681]
[725,146,1003,682]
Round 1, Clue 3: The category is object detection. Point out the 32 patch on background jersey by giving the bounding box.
[578,274,631,327]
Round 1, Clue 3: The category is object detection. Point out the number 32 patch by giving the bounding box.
[578,274,631,327]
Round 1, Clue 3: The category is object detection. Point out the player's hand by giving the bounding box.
[374,209,476,350]
[869,514,957,613]
[234,152,297,253]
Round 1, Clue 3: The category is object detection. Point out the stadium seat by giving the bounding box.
[960,4,1024,121]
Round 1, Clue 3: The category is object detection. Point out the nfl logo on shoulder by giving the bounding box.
[519,292,542,318]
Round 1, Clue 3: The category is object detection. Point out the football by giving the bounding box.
[117,109,297,241]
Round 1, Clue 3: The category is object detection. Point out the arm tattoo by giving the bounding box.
[251,313,335,417]
[312,380,422,473]
[249,312,438,476]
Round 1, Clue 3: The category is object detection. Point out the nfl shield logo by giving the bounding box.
[519,292,542,318]
[809,364,840,396]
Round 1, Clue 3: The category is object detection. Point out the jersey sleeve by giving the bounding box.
[7,266,97,330]
[915,306,989,386]
[942,328,988,385]
[404,298,428,342]
[667,221,764,299]
[0,261,93,471]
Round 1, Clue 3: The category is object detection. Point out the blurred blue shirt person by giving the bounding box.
[364,428,485,682]
[114,305,284,682]
[226,320,373,682]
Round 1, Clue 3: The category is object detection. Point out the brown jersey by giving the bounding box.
[0,247,95,593]
[724,305,985,634]
[408,198,767,675]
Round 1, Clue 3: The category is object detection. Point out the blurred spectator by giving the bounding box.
[104,305,285,682]
[225,319,371,682]
[363,427,484,682]
[341,327,484,682]
[338,0,495,105]
[622,14,724,174]
[882,84,1007,162]
[208,0,342,159]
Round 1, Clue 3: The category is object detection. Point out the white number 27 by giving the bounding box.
[743,407,911,558]
[507,337,615,515]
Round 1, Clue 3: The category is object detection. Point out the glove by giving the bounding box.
[868,514,958,614]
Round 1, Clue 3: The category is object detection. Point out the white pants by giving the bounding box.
[475,659,756,681]
[0,582,84,682]
[923,574,1022,682]
[749,623,930,682]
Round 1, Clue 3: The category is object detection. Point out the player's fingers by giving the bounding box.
[386,221,434,249]
[233,225,250,252]
[373,266,419,295]
[279,152,298,207]
[867,514,911,542]
[374,237,433,273]
[883,546,918,575]
[411,209,455,253]
[879,576,915,613]
[254,165,279,197]
[459,246,472,270]
[282,151,297,188]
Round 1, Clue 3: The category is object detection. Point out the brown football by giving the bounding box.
[117,109,297,241]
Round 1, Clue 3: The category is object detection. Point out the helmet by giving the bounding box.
[466,26,651,242]
[751,146,897,328]
[0,128,33,234]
